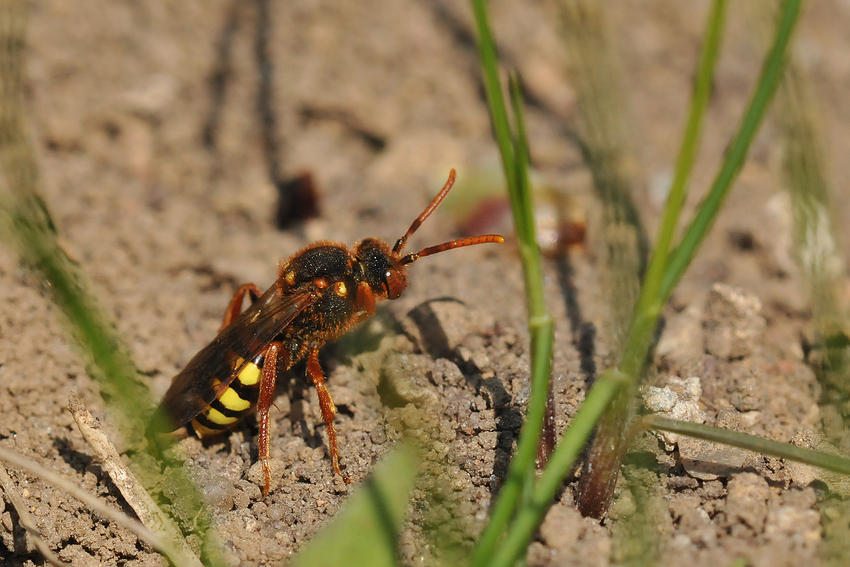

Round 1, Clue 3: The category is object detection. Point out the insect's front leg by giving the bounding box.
[307,348,350,483]
[220,283,262,330]
[257,341,285,494]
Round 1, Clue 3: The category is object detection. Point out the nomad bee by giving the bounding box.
[149,170,503,493]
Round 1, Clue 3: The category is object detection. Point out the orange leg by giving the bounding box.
[307,348,349,483]
[256,341,284,494]
[220,283,262,330]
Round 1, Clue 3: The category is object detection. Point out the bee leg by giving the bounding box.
[257,341,284,495]
[306,348,350,483]
[220,283,263,330]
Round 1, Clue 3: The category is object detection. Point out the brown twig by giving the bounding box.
[66,395,204,567]
[0,444,196,566]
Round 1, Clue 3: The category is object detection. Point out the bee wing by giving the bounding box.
[150,285,317,432]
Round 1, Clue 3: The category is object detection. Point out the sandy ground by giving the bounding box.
[2,0,850,565]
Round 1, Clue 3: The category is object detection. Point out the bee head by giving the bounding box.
[354,170,503,302]
[354,238,407,300]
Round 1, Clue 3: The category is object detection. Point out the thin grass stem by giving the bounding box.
[645,417,850,475]
[578,0,800,519]
[470,0,516,223]
[467,3,555,565]
[486,370,626,567]
[575,0,729,519]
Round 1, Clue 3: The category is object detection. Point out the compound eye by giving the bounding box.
[384,269,405,300]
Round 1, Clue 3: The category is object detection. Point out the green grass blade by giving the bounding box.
[550,0,662,519]
[511,70,554,518]
[508,74,535,251]
[0,0,141,489]
[577,0,800,520]
[651,0,727,273]
[469,0,516,220]
[573,1,727,517]
[624,0,728,355]
[659,0,803,302]
[290,442,420,567]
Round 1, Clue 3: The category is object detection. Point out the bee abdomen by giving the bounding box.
[191,357,263,438]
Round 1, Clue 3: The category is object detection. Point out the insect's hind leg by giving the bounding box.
[306,348,350,483]
[257,341,285,494]
[220,283,262,330]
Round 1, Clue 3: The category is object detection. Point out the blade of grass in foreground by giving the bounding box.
[0,3,224,565]
[290,442,420,567]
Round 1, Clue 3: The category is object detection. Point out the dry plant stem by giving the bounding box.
[485,370,626,567]
[0,462,69,567]
[576,388,630,518]
[0,445,197,567]
[67,396,204,567]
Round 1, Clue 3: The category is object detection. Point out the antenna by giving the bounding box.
[401,234,504,265]
[393,169,458,255]
[391,169,503,264]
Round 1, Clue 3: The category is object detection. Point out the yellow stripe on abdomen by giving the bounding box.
[219,386,252,412]
[205,407,239,426]
[191,419,224,437]
[191,357,262,439]
[237,361,261,386]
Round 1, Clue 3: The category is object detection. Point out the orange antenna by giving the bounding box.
[393,168,504,264]
[393,169,458,255]
[400,234,505,265]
